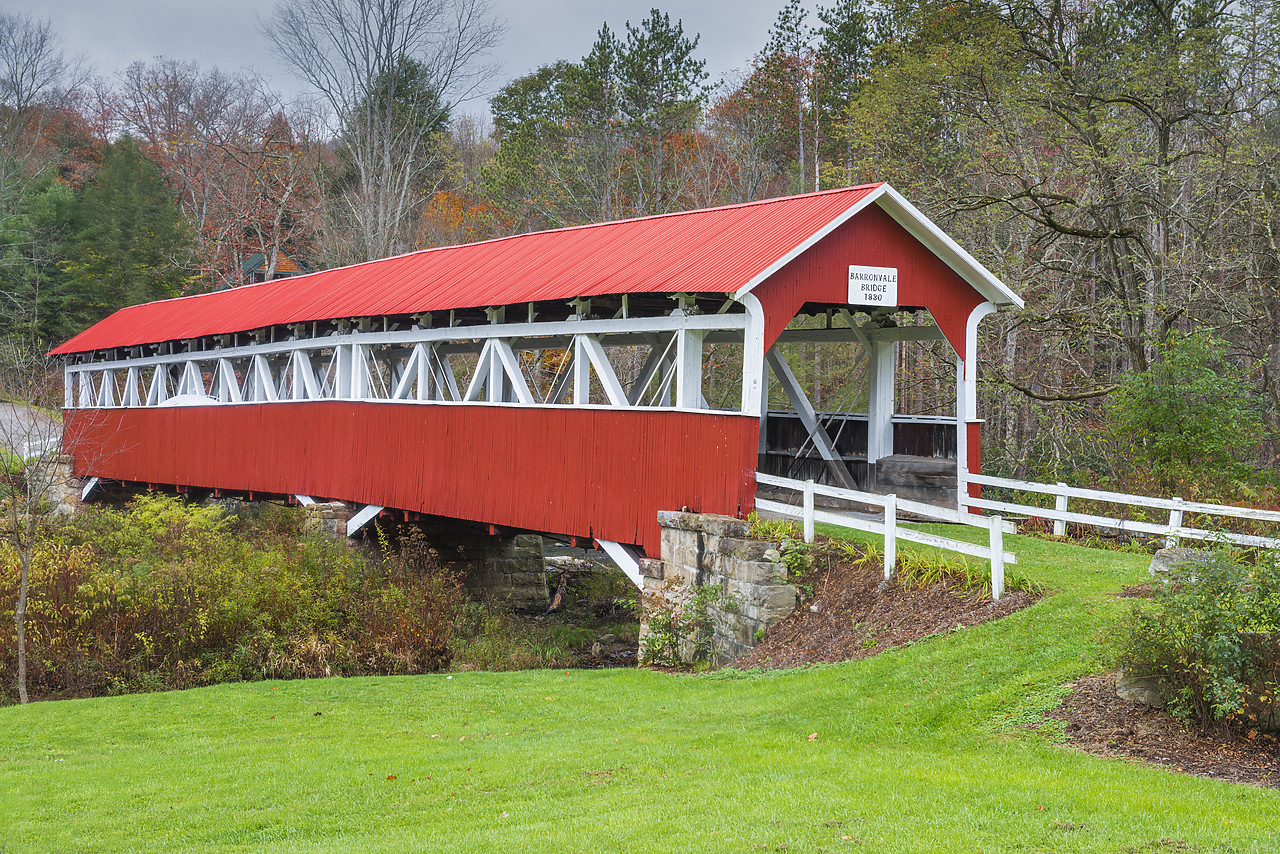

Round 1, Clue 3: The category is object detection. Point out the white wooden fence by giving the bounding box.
[754,472,1017,600]
[965,474,1280,550]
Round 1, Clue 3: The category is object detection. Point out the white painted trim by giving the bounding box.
[493,339,536,405]
[732,184,1022,311]
[294,494,316,507]
[69,313,749,374]
[866,338,895,465]
[596,539,644,589]
[874,186,1024,308]
[80,476,100,501]
[346,504,383,537]
[740,293,766,417]
[675,328,705,409]
[578,335,628,407]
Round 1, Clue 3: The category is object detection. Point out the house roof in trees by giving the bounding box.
[51,183,1021,356]
[240,251,310,276]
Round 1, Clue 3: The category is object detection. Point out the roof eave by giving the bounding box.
[873,185,1024,310]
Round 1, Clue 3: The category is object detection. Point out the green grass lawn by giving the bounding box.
[1,530,1275,853]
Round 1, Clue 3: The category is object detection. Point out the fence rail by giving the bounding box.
[755,472,1016,599]
[966,474,1280,550]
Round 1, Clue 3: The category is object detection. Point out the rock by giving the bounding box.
[1116,668,1166,709]
[1148,547,1211,581]
[638,558,665,579]
[763,548,781,562]
[597,633,615,644]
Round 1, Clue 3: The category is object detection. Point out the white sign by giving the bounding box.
[848,265,899,306]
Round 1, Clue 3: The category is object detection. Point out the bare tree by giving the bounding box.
[261,0,504,260]
[0,340,71,704]
[0,14,87,337]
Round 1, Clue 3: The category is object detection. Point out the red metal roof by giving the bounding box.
[51,185,883,355]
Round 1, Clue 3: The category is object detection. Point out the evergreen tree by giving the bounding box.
[0,174,76,344]
[60,136,193,333]
[615,9,708,213]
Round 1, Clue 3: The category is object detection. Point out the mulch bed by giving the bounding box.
[1048,672,1280,789]
[736,557,1036,670]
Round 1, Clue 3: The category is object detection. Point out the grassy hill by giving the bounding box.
[0,531,1275,853]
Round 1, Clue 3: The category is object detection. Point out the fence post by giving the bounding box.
[1053,483,1068,536]
[802,479,815,544]
[1166,497,1183,549]
[884,493,897,581]
[990,515,1005,601]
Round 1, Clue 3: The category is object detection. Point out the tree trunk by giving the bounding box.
[16,549,29,704]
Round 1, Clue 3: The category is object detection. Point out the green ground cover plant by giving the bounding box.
[0,528,1275,853]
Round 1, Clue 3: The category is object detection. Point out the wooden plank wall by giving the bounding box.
[63,403,759,557]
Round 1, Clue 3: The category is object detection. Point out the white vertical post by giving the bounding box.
[572,336,591,405]
[1166,498,1184,549]
[675,328,705,409]
[1053,483,1068,537]
[989,515,1005,601]
[290,352,304,400]
[883,493,897,580]
[740,293,766,417]
[125,366,141,406]
[349,344,369,398]
[335,344,352,399]
[802,479,815,544]
[957,303,997,514]
[64,366,73,408]
[866,338,896,465]
[488,342,506,402]
[415,344,430,401]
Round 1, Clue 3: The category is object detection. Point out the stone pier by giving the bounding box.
[27,454,81,516]
[640,511,797,666]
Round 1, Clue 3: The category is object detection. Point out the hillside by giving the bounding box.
[0,530,1275,853]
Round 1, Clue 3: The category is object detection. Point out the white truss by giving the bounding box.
[63,309,754,414]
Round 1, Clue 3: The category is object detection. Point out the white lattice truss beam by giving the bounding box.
[64,312,771,413]
[62,305,952,447]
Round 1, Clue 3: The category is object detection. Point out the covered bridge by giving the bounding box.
[53,183,1022,560]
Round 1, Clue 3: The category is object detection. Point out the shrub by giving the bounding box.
[0,495,467,702]
[1105,330,1265,490]
[1117,550,1280,730]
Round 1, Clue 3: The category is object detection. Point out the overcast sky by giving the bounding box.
[29,0,807,118]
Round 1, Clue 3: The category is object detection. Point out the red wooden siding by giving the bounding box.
[64,403,759,557]
[967,421,982,499]
[754,204,985,358]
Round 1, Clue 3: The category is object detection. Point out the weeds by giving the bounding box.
[639,583,723,667]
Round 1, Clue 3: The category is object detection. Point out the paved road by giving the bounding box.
[0,403,60,456]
